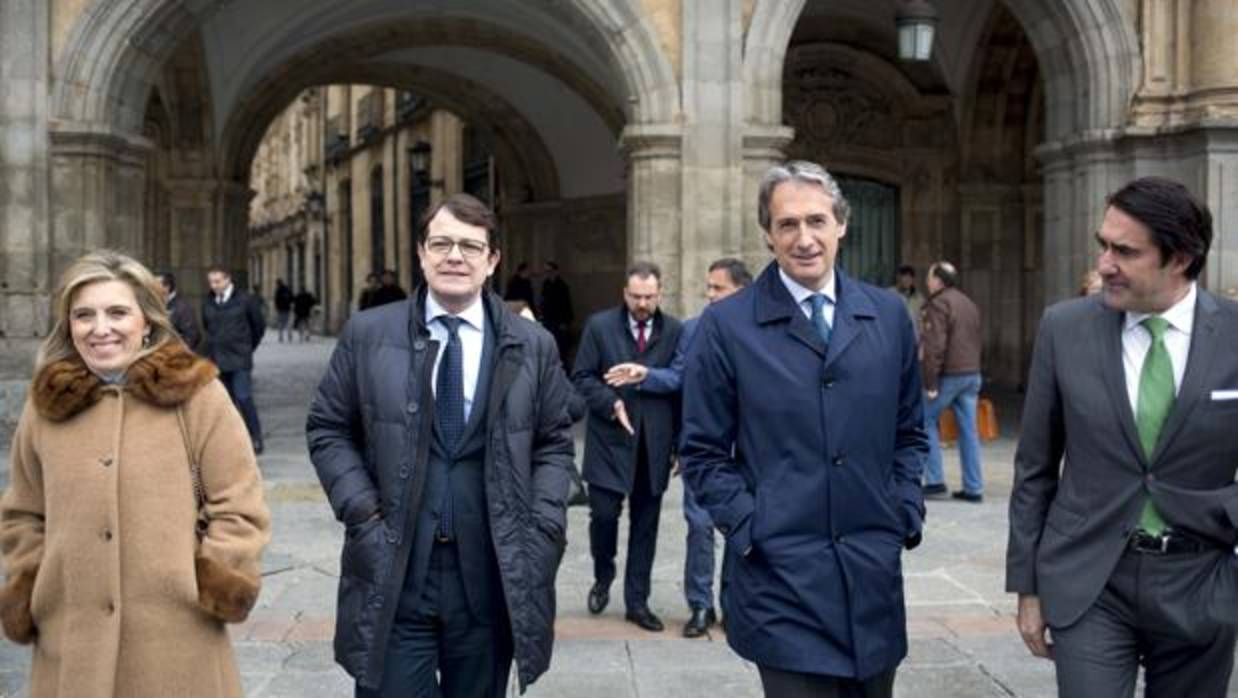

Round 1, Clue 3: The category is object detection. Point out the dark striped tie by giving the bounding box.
[436,315,465,540]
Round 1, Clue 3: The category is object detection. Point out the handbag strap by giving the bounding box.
[175,406,207,525]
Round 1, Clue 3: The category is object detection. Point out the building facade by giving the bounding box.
[4,0,1238,429]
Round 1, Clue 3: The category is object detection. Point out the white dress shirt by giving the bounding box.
[779,268,837,327]
[426,293,486,421]
[216,284,234,305]
[628,313,652,342]
[1122,283,1196,414]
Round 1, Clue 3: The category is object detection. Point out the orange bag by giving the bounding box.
[937,396,999,443]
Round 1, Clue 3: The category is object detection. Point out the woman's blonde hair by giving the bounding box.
[35,250,179,374]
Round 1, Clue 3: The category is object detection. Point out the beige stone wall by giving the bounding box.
[50,0,92,70]
[641,0,682,81]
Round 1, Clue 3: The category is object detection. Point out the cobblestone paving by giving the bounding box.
[2,337,1235,697]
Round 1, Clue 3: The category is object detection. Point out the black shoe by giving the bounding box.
[568,484,589,508]
[625,607,665,632]
[587,582,610,615]
[682,607,716,638]
[922,483,948,499]
[951,490,983,503]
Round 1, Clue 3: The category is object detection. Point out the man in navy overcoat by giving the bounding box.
[681,160,928,698]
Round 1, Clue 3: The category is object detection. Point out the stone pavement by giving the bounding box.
[1,338,1234,697]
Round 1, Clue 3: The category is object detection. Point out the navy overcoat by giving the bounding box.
[681,263,928,680]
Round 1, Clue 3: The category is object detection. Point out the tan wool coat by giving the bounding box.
[0,342,271,698]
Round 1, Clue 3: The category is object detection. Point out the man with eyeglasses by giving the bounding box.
[573,261,682,632]
[307,193,575,697]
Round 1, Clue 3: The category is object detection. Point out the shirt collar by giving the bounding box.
[218,284,234,303]
[778,267,836,307]
[1124,282,1196,336]
[629,311,653,330]
[425,292,485,331]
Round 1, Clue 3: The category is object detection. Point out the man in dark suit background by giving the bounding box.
[604,257,752,638]
[573,261,682,632]
[203,266,266,454]
[681,161,927,698]
[158,271,200,351]
[1008,176,1238,697]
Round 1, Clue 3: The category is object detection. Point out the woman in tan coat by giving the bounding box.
[0,250,271,697]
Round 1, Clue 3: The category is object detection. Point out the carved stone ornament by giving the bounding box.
[784,45,903,157]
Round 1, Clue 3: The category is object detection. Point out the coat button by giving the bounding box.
[371,594,384,608]
[823,377,835,388]
[833,532,844,543]
[406,403,419,415]
[99,456,113,467]
[833,455,846,466]
[386,531,398,544]
[414,340,427,351]
[399,467,410,479]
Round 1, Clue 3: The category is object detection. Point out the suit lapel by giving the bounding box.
[823,271,874,370]
[644,312,664,353]
[753,262,827,358]
[788,313,827,358]
[1149,290,1219,465]
[1100,308,1147,468]
[615,308,637,358]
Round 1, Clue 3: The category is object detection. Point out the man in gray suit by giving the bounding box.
[1007,176,1238,697]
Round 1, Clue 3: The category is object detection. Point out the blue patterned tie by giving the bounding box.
[436,316,465,540]
[809,294,832,345]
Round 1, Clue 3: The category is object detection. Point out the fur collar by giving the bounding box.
[31,342,218,422]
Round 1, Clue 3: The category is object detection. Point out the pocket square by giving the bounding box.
[1212,389,1238,401]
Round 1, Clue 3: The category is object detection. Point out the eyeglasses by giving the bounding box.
[424,236,490,259]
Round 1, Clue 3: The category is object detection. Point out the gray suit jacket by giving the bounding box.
[1007,289,1238,628]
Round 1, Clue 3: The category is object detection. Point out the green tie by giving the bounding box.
[1135,316,1172,535]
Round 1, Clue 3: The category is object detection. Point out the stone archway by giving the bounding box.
[741,0,1140,303]
[43,0,683,313]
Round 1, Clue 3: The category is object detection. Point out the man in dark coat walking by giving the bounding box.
[367,269,407,309]
[540,261,574,362]
[605,257,752,638]
[158,271,201,351]
[203,266,266,453]
[681,161,927,697]
[274,278,294,342]
[572,261,682,632]
[307,193,575,697]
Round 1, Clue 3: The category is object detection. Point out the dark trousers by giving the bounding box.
[589,448,662,611]
[1051,549,1236,698]
[357,543,512,698]
[219,369,262,444]
[757,666,896,698]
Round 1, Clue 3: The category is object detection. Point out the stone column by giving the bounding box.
[166,178,221,302]
[1199,130,1238,295]
[49,131,151,270]
[0,0,51,427]
[740,126,794,276]
[219,181,256,290]
[620,125,683,314]
[678,0,746,317]
[1036,133,1126,304]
